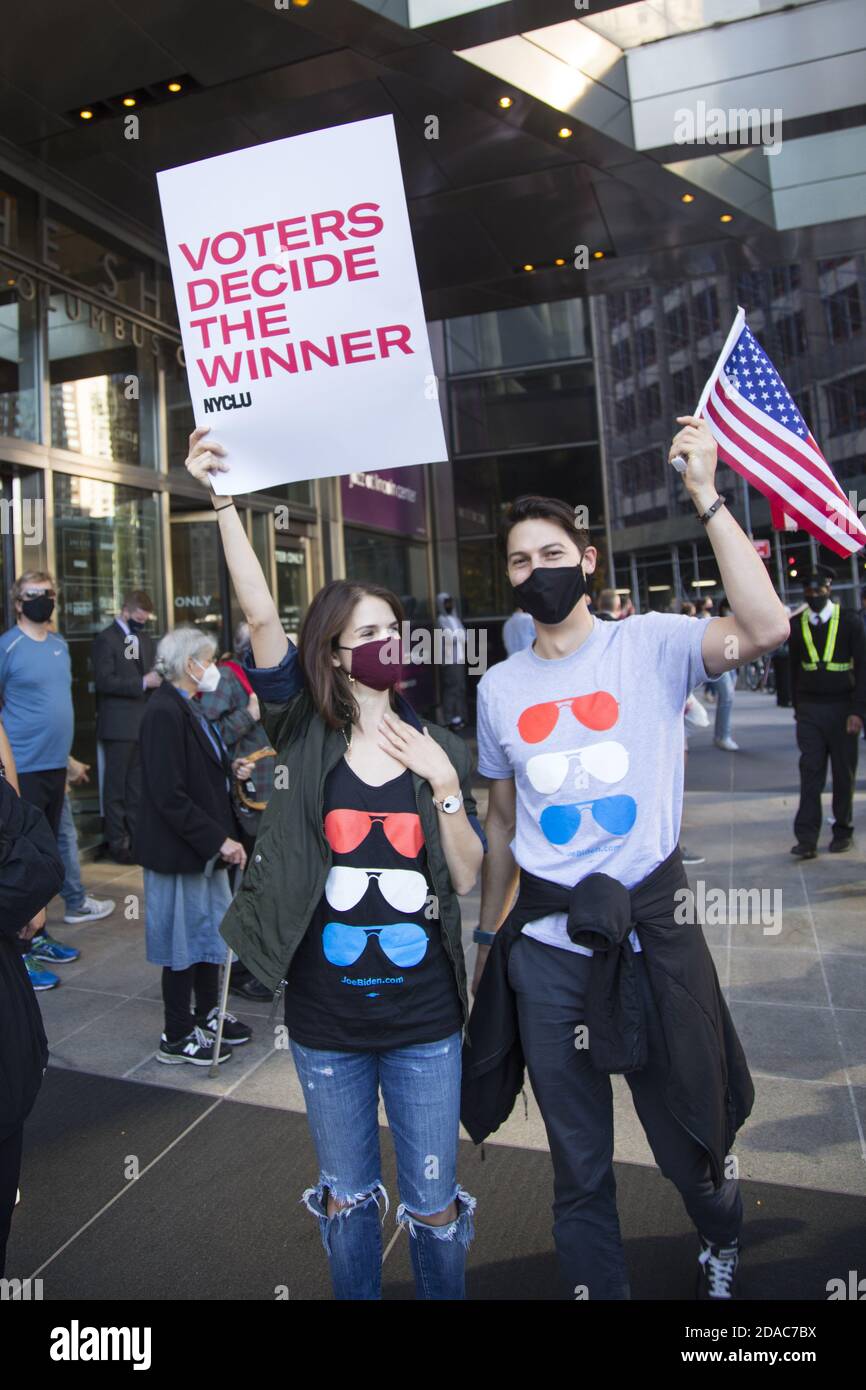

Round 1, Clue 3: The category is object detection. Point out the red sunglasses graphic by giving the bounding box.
[517,691,619,744]
[324,809,425,859]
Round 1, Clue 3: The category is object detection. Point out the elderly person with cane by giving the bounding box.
[134,626,254,1066]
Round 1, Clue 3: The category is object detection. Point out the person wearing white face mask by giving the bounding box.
[134,627,255,1067]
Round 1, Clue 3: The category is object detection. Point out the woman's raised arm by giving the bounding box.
[184,426,288,669]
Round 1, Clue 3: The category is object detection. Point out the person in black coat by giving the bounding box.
[91,590,159,864]
[135,627,254,1067]
[789,566,866,857]
[0,737,65,1276]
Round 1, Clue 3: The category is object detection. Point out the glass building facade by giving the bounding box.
[2,161,865,831]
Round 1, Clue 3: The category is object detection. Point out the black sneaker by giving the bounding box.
[697,1236,739,1299]
[828,835,853,854]
[199,1005,253,1046]
[157,1026,232,1066]
[791,842,817,859]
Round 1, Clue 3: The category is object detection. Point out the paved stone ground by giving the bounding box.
[34,691,866,1199]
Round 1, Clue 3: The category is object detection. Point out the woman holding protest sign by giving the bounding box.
[184,426,483,1301]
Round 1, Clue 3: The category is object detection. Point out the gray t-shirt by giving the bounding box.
[476,612,709,953]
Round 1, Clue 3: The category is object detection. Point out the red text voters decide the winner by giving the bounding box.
[157,115,447,495]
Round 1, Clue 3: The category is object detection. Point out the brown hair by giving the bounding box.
[498,496,590,562]
[298,580,406,731]
[11,570,56,607]
[122,590,155,614]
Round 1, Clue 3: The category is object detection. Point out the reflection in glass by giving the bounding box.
[48,294,154,465]
[0,286,38,440]
[54,475,162,775]
[170,519,223,642]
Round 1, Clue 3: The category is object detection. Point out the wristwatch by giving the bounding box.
[432,789,463,814]
[473,928,497,945]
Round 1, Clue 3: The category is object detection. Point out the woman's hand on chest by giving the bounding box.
[376,712,460,799]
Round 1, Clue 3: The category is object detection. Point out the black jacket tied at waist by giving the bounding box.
[460,847,755,1188]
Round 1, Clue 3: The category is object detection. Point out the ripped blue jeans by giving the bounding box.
[290,1032,475,1300]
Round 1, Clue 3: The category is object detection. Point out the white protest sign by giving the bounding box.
[157,115,447,495]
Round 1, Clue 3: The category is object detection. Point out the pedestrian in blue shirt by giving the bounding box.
[0,572,81,988]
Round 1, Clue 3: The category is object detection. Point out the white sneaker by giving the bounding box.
[63,895,115,924]
[714,737,739,752]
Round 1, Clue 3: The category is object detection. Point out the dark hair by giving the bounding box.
[123,589,154,614]
[498,496,590,562]
[298,580,405,731]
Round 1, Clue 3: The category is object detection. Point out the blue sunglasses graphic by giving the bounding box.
[323,921,429,969]
[540,795,637,845]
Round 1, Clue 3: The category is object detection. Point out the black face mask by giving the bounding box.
[513,564,588,627]
[21,596,55,623]
[127,618,147,634]
[807,594,829,614]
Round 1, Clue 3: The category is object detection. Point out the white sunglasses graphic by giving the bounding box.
[526,741,629,795]
[325,866,429,915]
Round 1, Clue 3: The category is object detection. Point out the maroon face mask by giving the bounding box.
[338,636,404,690]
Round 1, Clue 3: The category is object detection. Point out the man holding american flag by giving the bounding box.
[684,306,866,857]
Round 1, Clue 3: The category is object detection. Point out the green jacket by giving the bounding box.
[219,684,480,1030]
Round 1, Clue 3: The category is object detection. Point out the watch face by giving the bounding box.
[441,794,461,813]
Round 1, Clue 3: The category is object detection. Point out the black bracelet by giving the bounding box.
[213,500,235,513]
[698,494,726,525]
[473,928,497,946]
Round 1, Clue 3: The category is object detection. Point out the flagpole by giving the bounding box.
[670,306,746,475]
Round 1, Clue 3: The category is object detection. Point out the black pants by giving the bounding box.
[161,963,220,1042]
[0,1124,23,1277]
[17,769,66,950]
[101,739,142,855]
[17,767,65,839]
[794,700,859,845]
[508,935,742,1299]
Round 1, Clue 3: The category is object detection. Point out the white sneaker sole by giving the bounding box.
[63,905,115,924]
[156,1049,232,1066]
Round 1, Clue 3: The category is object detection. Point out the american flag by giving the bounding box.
[696,308,866,558]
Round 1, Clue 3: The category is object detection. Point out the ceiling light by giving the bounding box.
[720,213,733,223]
[558,127,573,139]
[122,96,136,108]
[167,82,182,93]
[79,109,94,120]
[681,193,695,204]
[555,258,566,266]
[498,96,513,109]
[523,263,534,272]
[593,250,605,260]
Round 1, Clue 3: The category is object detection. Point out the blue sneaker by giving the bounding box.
[24,954,60,990]
[28,932,80,964]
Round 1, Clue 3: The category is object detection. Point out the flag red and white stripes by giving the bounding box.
[694,307,865,558]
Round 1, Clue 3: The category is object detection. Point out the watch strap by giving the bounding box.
[698,494,726,526]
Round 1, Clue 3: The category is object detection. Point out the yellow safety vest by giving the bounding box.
[800,604,853,672]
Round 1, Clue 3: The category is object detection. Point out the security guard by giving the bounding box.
[790,565,866,857]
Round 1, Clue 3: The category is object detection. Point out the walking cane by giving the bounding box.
[204,851,239,1078]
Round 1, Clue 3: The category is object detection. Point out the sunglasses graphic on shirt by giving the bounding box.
[540,795,637,844]
[518,691,619,744]
[323,921,429,968]
[325,866,428,915]
[324,810,424,858]
[526,741,629,794]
